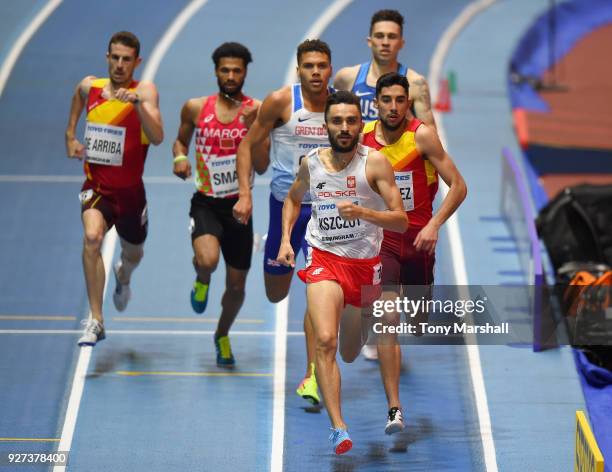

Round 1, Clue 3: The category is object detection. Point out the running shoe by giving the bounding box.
[296,364,320,405]
[329,428,352,455]
[384,406,405,435]
[214,334,235,367]
[361,344,378,361]
[113,262,131,312]
[77,318,106,347]
[191,280,209,314]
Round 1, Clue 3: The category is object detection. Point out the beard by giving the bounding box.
[218,78,244,97]
[329,133,360,153]
[379,115,405,132]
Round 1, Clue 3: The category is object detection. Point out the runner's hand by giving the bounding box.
[232,194,252,225]
[173,159,192,180]
[114,88,140,104]
[277,241,295,268]
[413,222,439,255]
[66,136,85,160]
[241,103,258,128]
[336,200,361,221]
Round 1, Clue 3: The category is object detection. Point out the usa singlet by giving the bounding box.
[351,61,407,122]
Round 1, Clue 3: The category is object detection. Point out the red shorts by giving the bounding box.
[80,180,148,244]
[298,248,382,307]
[381,227,435,286]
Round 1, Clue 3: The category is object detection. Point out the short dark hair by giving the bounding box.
[108,31,140,57]
[324,90,361,122]
[212,42,253,69]
[370,9,404,35]
[296,39,331,65]
[376,72,409,97]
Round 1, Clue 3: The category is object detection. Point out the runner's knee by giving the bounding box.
[122,244,144,263]
[265,285,289,303]
[83,230,104,252]
[226,278,246,297]
[194,249,219,272]
[316,331,337,354]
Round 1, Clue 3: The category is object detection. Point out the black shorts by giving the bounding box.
[80,180,148,245]
[189,192,253,271]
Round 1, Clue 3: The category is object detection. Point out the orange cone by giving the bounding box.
[434,78,452,112]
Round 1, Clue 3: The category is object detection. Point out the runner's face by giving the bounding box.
[216,57,247,97]
[325,103,362,153]
[106,43,140,86]
[376,84,410,131]
[297,51,331,94]
[368,21,404,65]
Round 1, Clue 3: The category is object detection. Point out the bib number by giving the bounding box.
[395,171,414,211]
[84,122,126,166]
[315,199,364,243]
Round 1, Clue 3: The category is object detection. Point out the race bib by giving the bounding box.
[315,199,364,243]
[84,122,126,166]
[201,154,254,198]
[395,171,414,211]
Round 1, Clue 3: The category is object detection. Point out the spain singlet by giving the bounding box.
[351,61,407,122]
[84,78,149,189]
[269,84,330,201]
[193,94,252,198]
[362,118,436,228]
[305,143,386,259]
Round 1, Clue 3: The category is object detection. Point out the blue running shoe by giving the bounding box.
[191,280,209,314]
[329,428,352,455]
[214,335,235,367]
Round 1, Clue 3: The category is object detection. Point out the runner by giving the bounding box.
[65,31,163,347]
[233,39,333,401]
[334,9,439,359]
[172,42,265,367]
[333,9,435,127]
[277,90,408,453]
[362,72,466,433]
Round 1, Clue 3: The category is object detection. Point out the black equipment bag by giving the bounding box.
[536,184,612,272]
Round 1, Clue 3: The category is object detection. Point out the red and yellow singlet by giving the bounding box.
[84,78,149,189]
[362,118,437,228]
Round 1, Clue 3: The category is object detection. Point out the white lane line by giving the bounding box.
[273,3,354,470]
[0,0,63,99]
[54,2,209,470]
[428,1,499,472]
[0,329,307,336]
[282,0,354,85]
[0,174,271,186]
[53,229,115,472]
[270,298,288,472]
[141,0,209,82]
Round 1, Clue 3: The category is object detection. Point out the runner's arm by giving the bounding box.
[65,76,94,159]
[412,124,466,254]
[133,81,164,145]
[234,90,285,224]
[410,74,436,129]
[339,151,407,232]
[277,156,310,267]
[172,98,202,180]
[416,125,466,229]
[247,100,270,175]
[333,66,358,91]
